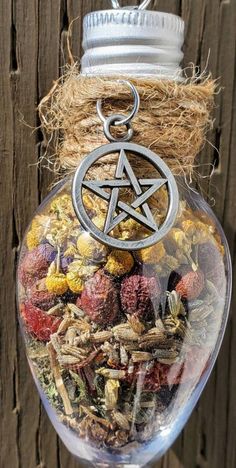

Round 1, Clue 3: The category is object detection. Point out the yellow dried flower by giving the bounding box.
[137,241,165,264]
[46,273,68,295]
[46,220,72,247]
[50,194,74,218]
[182,220,213,244]
[26,228,41,250]
[169,228,192,254]
[68,259,99,278]
[105,250,134,276]
[118,218,143,240]
[26,215,51,250]
[92,215,106,231]
[155,254,180,277]
[83,193,107,215]
[167,227,197,269]
[77,232,107,261]
[66,271,84,293]
[64,243,78,257]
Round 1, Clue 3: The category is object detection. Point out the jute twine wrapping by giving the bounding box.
[38,66,216,181]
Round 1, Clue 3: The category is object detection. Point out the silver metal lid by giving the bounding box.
[81,9,184,80]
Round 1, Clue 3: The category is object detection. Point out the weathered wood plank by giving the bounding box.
[0,1,18,467]
[36,2,63,465]
[0,1,236,468]
[11,0,41,467]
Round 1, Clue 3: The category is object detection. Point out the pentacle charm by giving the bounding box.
[72,142,179,250]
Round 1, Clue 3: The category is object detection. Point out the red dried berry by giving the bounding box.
[80,270,119,325]
[20,302,61,341]
[120,274,161,318]
[175,269,204,300]
[28,279,57,311]
[18,244,54,288]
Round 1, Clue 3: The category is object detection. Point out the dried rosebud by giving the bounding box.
[28,278,57,310]
[20,302,61,341]
[105,250,134,276]
[175,269,204,300]
[80,271,119,324]
[120,274,161,318]
[46,273,68,295]
[198,241,225,290]
[18,244,55,288]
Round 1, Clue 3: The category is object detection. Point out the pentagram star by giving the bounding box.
[82,149,167,234]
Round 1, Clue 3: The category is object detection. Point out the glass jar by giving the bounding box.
[16,6,232,467]
[17,176,231,466]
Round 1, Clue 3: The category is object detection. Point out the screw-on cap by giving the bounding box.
[81,9,184,80]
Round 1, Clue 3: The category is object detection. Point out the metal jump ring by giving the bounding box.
[111,0,152,10]
[104,114,134,142]
[96,80,140,127]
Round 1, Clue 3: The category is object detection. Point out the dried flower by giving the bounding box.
[67,259,99,283]
[46,273,68,295]
[26,225,42,250]
[137,241,165,264]
[182,219,214,245]
[175,269,205,300]
[77,232,107,262]
[80,271,119,324]
[63,243,78,257]
[105,250,134,276]
[50,193,74,218]
[29,278,57,310]
[20,302,61,341]
[92,214,106,230]
[26,215,51,250]
[117,218,145,241]
[120,274,161,318]
[66,271,84,293]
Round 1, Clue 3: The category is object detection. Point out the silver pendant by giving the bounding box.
[72,82,179,250]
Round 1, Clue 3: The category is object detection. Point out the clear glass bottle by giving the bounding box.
[17,6,232,467]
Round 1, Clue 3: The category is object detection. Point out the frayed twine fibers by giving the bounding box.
[38,65,216,182]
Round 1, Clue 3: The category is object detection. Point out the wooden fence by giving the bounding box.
[0,1,236,467]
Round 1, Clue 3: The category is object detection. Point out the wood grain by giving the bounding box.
[0,1,235,467]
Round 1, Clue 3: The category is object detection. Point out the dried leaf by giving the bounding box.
[47,342,73,415]
[112,410,130,430]
[69,371,88,403]
[91,331,113,343]
[105,379,120,410]
[96,368,125,379]
[67,303,85,318]
[131,351,153,363]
